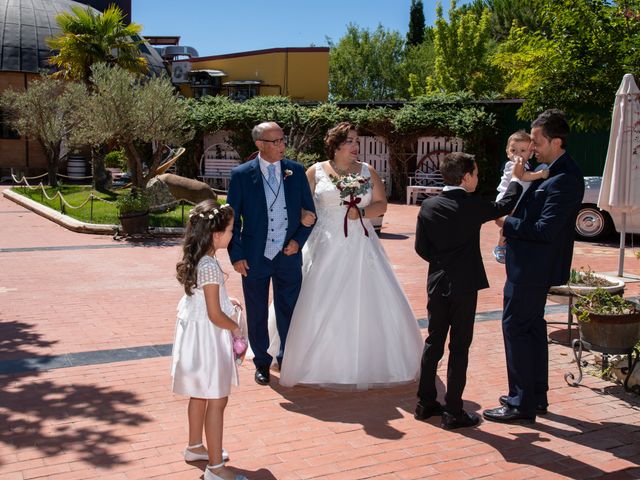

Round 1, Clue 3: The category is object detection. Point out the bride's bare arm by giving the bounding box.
[305,163,317,195]
[357,167,387,219]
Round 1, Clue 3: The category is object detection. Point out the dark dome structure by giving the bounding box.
[0,0,165,74]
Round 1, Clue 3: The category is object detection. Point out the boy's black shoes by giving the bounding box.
[414,401,444,421]
[441,410,480,430]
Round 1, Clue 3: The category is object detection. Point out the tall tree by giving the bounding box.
[47,5,148,83]
[0,78,87,187]
[492,0,640,129]
[407,0,426,46]
[47,4,149,190]
[404,29,436,98]
[423,1,501,96]
[461,0,545,41]
[328,24,406,100]
[73,64,193,190]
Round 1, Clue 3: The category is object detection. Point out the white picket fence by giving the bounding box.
[415,136,465,173]
[357,136,391,196]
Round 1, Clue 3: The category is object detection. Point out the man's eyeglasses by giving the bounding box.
[259,137,286,147]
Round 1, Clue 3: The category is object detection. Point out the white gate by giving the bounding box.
[358,136,391,196]
[415,136,464,173]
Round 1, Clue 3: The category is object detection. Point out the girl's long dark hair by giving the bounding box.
[176,200,234,295]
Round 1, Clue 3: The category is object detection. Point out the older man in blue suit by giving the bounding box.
[483,110,584,424]
[227,122,316,385]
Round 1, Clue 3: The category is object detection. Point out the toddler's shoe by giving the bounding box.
[493,245,506,264]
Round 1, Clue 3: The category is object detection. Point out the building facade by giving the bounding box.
[174,47,329,102]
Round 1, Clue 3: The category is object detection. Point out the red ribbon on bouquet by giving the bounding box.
[342,196,369,237]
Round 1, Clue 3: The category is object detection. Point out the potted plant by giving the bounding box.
[116,189,150,235]
[572,288,640,350]
[549,266,625,296]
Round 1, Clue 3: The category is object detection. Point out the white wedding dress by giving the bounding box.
[278,162,424,390]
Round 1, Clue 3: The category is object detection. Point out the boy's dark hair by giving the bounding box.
[440,152,475,186]
[531,109,569,148]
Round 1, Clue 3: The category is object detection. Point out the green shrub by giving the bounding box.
[104,149,128,171]
[116,190,150,215]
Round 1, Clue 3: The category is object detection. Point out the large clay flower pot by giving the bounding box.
[576,311,640,350]
[118,211,149,235]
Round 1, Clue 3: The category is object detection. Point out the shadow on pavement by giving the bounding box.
[454,410,640,479]
[0,321,152,468]
[271,374,417,440]
[377,232,410,240]
[193,465,277,480]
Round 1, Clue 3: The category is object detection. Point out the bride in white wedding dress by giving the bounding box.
[278,122,424,390]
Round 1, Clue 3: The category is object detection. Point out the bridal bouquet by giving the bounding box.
[330,173,371,237]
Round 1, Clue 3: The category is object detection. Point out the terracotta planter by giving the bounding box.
[118,211,149,235]
[577,310,640,350]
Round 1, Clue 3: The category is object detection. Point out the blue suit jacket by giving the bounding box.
[503,152,584,288]
[226,158,316,276]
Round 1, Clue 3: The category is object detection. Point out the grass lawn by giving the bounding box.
[13,184,197,228]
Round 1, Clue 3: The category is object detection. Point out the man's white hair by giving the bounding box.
[252,122,281,142]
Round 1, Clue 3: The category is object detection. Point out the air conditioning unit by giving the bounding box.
[171,61,192,84]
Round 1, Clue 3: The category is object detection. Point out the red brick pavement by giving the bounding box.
[2,190,640,479]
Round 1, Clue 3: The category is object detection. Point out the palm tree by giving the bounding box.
[47,5,148,83]
[47,5,148,190]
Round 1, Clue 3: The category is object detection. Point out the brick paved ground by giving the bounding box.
[2,189,640,479]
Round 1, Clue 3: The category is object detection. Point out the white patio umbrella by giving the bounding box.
[597,73,640,277]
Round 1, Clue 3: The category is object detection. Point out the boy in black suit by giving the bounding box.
[414,152,522,429]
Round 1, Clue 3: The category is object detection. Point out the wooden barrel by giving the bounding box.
[67,155,87,178]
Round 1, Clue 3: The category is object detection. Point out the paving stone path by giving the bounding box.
[1,190,640,479]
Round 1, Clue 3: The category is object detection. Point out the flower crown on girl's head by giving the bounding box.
[188,203,231,221]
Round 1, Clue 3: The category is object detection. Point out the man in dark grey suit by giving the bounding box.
[414,152,522,429]
[483,109,584,424]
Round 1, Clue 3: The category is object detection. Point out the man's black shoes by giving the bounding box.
[483,405,536,424]
[414,402,444,421]
[499,395,548,415]
[254,366,270,385]
[441,410,480,430]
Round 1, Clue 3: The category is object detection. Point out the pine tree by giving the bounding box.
[407,0,426,46]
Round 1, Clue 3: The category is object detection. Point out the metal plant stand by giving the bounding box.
[546,292,576,346]
[565,337,640,392]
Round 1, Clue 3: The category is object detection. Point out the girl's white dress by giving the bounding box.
[278,163,424,390]
[171,256,238,398]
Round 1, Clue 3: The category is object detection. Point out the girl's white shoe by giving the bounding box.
[204,462,248,480]
[183,443,229,462]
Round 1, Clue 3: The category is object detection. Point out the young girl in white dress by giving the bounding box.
[172,200,247,480]
[279,122,424,390]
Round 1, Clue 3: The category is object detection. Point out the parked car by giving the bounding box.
[576,176,640,240]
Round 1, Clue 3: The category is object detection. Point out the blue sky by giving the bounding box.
[132,0,468,58]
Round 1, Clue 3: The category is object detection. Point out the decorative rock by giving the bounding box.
[150,174,217,208]
[146,176,178,212]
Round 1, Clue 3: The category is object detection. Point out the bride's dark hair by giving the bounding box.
[176,200,234,295]
[324,122,356,160]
